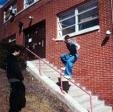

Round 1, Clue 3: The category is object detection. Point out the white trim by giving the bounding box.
[57,18,63,39]
[62,24,75,30]
[57,0,99,39]
[78,6,97,15]
[75,9,78,32]
[24,0,39,9]
[70,25,100,37]
[57,25,100,39]
[78,16,99,24]
[3,4,17,23]
[59,15,75,22]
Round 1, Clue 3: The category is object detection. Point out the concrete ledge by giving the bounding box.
[27,61,88,112]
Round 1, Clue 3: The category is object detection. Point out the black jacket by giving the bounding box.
[6,53,24,81]
[65,40,77,55]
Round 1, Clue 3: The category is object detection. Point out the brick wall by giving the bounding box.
[0,0,113,106]
[17,0,23,12]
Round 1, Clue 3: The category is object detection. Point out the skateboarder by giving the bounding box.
[53,35,80,79]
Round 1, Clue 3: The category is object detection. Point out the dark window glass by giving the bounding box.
[61,17,75,28]
[78,8,98,23]
[26,0,34,5]
[78,0,98,13]
[62,26,75,35]
[59,10,74,20]
[79,19,99,30]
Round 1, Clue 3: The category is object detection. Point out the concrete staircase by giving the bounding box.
[26,59,112,112]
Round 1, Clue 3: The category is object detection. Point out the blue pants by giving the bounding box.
[60,53,79,77]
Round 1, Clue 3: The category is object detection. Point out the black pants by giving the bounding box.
[9,82,26,112]
[56,78,70,93]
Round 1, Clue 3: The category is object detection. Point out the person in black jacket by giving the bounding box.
[6,45,26,112]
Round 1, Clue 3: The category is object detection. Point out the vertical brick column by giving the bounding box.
[17,0,24,12]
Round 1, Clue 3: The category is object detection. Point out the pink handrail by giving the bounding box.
[26,47,93,112]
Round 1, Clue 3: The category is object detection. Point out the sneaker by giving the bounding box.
[61,67,65,71]
[64,75,71,79]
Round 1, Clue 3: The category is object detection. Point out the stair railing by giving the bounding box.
[25,47,93,112]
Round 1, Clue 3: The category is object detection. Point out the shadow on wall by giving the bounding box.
[101,36,110,46]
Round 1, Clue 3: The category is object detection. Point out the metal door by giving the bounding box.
[24,21,46,59]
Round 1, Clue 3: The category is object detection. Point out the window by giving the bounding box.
[58,0,99,38]
[24,0,40,8]
[4,4,17,22]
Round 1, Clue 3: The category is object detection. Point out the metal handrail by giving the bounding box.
[25,47,93,112]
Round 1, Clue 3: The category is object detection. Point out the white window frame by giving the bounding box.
[57,0,99,39]
[24,0,39,9]
[4,4,17,23]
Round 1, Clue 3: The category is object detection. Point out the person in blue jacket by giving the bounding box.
[60,35,80,79]
[53,35,80,79]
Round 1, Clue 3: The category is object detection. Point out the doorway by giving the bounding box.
[24,20,46,59]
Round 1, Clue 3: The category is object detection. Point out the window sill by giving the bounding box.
[57,25,100,39]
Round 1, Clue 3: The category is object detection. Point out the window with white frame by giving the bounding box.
[4,4,17,22]
[24,0,40,8]
[57,0,99,38]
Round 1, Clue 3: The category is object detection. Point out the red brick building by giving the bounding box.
[0,0,113,107]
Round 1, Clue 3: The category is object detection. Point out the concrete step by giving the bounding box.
[48,77,59,83]
[74,94,90,103]
[31,59,62,74]
[82,99,104,111]
[93,105,112,112]
[68,86,88,97]
[43,71,60,78]
[78,95,97,103]
[32,59,47,64]
[69,84,84,90]
[33,64,53,70]
[27,60,113,112]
